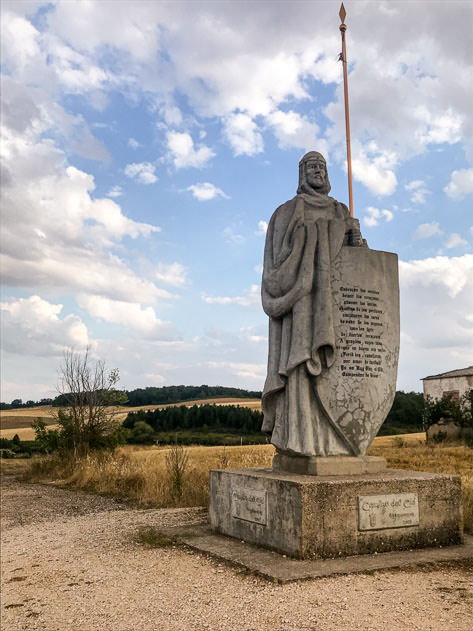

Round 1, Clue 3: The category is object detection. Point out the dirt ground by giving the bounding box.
[1,471,472,631]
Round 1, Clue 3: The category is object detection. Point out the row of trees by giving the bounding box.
[123,391,427,441]
[1,398,54,410]
[123,404,263,434]
[1,384,262,410]
[124,385,262,407]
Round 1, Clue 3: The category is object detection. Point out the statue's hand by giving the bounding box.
[345,218,367,247]
[350,227,363,247]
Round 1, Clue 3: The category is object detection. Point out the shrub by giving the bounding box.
[31,418,60,453]
[0,449,15,459]
[165,444,189,504]
[423,393,463,430]
[431,430,447,444]
[129,422,155,445]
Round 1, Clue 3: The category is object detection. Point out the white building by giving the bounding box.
[422,366,473,403]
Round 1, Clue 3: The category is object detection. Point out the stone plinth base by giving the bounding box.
[209,468,463,559]
[272,453,386,476]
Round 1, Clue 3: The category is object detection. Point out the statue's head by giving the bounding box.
[297,151,331,196]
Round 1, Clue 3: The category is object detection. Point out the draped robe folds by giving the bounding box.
[261,192,354,457]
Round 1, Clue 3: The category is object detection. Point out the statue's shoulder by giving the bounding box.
[324,195,350,219]
[269,195,299,227]
[276,194,299,211]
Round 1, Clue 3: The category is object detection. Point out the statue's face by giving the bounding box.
[305,158,326,190]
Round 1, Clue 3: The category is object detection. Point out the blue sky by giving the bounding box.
[1,0,472,401]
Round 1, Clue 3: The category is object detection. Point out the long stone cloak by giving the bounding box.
[261,191,354,457]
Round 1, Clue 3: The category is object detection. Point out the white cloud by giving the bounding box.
[351,147,397,196]
[249,335,267,343]
[444,168,473,200]
[187,182,229,201]
[362,206,394,227]
[267,109,326,154]
[45,1,161,63]
[413,222,442,239]
[160,104,183,126]
[399,254,472,299]
[1,295,88,356]
[124,162,157,184]
[6,1,472,176]
[405,180,430,204]
[223,113,263,157]
[201,361,266,381]
[256,220,268,235]
[78,295,178,339]
[423,109,462,145]
[166,131,214,169]
[397,254,473,390]
[444,233,467,249]
[405,180,424,191]
[1,128,161,303]
[128,137,140,149]
[155,263,188,287]
[143,372,166,385]
[202,284,260,309]
[222,226,245,244]
[107,185,123,198]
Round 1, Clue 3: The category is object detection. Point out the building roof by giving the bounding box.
[422,366,473,381]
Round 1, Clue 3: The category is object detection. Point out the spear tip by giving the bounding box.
[339,3,346,24]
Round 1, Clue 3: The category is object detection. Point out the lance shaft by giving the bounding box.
[339,22,354,217]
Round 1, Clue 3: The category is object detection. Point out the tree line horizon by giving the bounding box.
[1,384,263,409]
[2,384,425,436]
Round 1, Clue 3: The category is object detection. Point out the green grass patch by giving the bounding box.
[134,526,175,548]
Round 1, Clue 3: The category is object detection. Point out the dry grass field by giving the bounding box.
[24,436,473,534]
[0,406,57,439]
[0,398,261,439]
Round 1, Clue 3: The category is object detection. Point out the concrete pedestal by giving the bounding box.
[209,468,463,559]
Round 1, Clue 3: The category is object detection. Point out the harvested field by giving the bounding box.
[0,416,56,430]
[0,398,262,439]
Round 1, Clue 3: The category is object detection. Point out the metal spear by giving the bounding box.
[339,3,354,218]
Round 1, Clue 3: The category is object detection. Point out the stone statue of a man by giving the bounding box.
[261,151,366,457]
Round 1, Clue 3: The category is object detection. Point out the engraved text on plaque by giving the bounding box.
[358,493,419,531]
[231,487,267,525]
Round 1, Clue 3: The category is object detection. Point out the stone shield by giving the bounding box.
[316,247,400,456]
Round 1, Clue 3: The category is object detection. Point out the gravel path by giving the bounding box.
[1,474,472,631]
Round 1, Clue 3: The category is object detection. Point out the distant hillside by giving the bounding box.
[123,385,262,407]
[41,385,262,409]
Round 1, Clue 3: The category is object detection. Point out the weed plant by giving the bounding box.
[165,444,189,503]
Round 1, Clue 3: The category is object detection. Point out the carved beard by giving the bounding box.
[297,163,331,196]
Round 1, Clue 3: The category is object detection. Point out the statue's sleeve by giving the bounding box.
[262,197,317,319]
